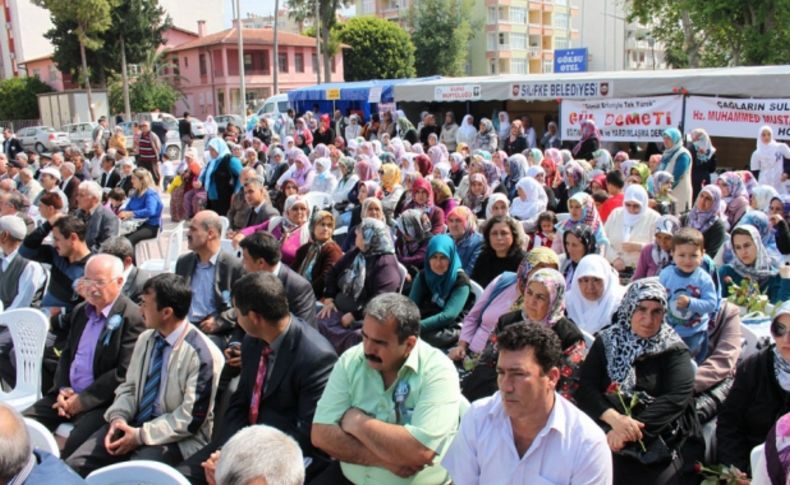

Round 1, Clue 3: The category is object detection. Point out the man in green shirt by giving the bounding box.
[311,293,464,485]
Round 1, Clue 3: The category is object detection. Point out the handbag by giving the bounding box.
[617,435,677,466]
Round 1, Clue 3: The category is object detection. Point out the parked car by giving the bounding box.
[213,114,244,134]
[16,126,71,154]
[116,120,182,161]
[178,118,206,138]
[257,94,289,120]
[61,122,98,156]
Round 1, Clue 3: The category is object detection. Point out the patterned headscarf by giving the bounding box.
[651,171,674,197]
[516,248,560,290]
[718,171,749,200]
[690,128,716,162]
[282,194,311,232]
[592,149,613,173]
[599,277,685,394]
[772,302,790,393]
[687,185,722,233]
[464,173,490,212]
[542,149,561,187]
[573,119,601,156]
[340,218,395,299]
[752,185,780,213]
[397,209,433,244]
[730,224,779,286]
[652,215,681,269]
[562,193,603,234]
[564,160,589,195]
[504,154,529,197]
[522,268,567,327]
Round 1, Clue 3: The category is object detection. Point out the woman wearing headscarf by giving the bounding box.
[409,234,472,348]
[629,162,651,191]
[681,185,727,258]
[312,113,335,146]
[446,206,484,274]
[461,173,491,219]
[470,215,526,287]
[540,121,562,150]
[291,154,317,195]
[510,177,548,224]
[502,154,529,200]
[769,194,790,258]
[452,249,560,394]
[526,165,558,212]
[170,148,202,223]
[557,224,598,288]
[344,114,362,142]
[318,217,402,354]
[633,215,681,280]
[658,128,693,213]
[395,208,434,276]
[456,114,477,149]
[467,267,585,401]
[604,184,660,272]
[525,148,544,168]
[198,137,243,216]
[378,111,397,140]
[552,192,607,256]
[651,171,676,216]
[567,254,625,334]
[751,125,790,193]
[308,157,338,194]
[718,210,783,268]
[572,119,601,160]
[689,128,717,199]
[592,149,614,173]
[577,278,702,485]
[496,111,511,148]
[272,178,299,214]
[342,194,387,253]
[332,156,359,207]
[399,176,445,233]
[719,225,790,304]
[717,301,790,476]
[293,210,343,299]
[204,115,218,140]
[473,118,498,153]
[431,178,457,216]
[564,159,590,199]
[485,192,511,220]
[715,171,750,229]
[448,152,466,188]
[394,110,418,144]
[502,119,527,156]
[751,184,780,213]
[237,194,311,267]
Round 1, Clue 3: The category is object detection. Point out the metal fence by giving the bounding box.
[0,119,42,132]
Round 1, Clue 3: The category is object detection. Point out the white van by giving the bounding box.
[257,94,289,119]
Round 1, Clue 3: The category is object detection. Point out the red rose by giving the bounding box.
[606,382,620,395]
[693,462,703,474]
[561,366,573,377]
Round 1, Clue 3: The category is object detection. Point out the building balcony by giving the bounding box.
[529,46,541,58]
[529,0,541,11]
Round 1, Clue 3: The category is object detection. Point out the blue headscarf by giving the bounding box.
[200,138,234,199]
[659,128,683,169]
[423,235,463,307]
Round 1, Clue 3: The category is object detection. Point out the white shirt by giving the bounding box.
[442,392,612,485]
[1,248,47,310]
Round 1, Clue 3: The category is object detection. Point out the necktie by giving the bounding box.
[136,335,167,424]
[248,344,273,424]
[101,173,107,187]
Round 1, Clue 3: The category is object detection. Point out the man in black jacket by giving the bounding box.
[2,127,23,161]
[177,272,337,484]
[74,180,118,253]
[178,112,193,155]
[23,254,144,458]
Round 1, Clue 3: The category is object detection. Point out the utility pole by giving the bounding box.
[273,0,280,95]
[120,35,131,121]
[236,0,247,125]
[314,0,321,84]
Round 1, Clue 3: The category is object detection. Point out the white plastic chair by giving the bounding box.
[750,444,768,485]
[86,460,191,485]
[469,280,484,303]
[0,309,49,411]
[138,221,184,275]
[220,238,242,259]
[396,262,408,293]
[219,216,230,239]
[303,192,333,211]
[739,323,760,361]
[580,329,595,348]
[24,418,60,458]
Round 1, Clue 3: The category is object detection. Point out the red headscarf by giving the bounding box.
[411,177,434,207]
[415,154,433,177]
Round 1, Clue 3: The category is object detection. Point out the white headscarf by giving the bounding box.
[756,125,779,159]
[566,254,625,334]
[510,177,547,222]
[497,112,511,141]
[485,192,510,220]
[457,115,477,144]
[622,184,648,241]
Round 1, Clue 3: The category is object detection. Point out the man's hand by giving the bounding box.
[317,299,336,320]
[447,345,466,362]
[62,393,83,417]
[676,295,690,309]
[105,419,142,456]
[118,211,134,221]
[202,450,221,485]
[231,232,244,248]
[53,388,75,418]
[200,316,219,334]
[223,346,241,367]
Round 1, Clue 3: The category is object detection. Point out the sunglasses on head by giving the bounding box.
[771,321,789,338]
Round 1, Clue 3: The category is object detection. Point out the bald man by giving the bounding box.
[24,254,144,459]
[0,403,85,484]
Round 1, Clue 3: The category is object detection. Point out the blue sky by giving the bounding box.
[223,0,356,26]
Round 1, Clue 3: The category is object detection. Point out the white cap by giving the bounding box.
[0,215,27,240]
[40,166,62,181]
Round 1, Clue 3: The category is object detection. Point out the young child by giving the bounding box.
[528,211,557,250]
[633,215,680,280]
[105,187,127,215]
[160,153,176,189]
[659,227,719,362]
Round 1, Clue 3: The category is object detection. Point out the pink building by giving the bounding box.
[167,22,344,117]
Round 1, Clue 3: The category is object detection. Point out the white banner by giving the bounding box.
[684,96,790,140]
[561,95,683,142]
[433,85,481,102]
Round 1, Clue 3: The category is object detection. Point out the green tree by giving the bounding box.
[333,17,416,81]
[629,0,790,67]
[109,49,183,113]
[288,0,353,82]
[33,0,120,120]
[408,0,479,76]
[0,77,54,120]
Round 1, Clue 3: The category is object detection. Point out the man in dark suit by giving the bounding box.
[177,272,337,484]
[74,180,119,252]
[238,231,316,326]
[175,210,244,350]
[2,127,23,161]
[60,162,81,213]
[99,236,150,303]
[23,254,145,459]
[96,156,120,191]
[226,176,279,239]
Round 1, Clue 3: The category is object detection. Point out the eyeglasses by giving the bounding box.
[771,322,789,338]
[79,277,115,289]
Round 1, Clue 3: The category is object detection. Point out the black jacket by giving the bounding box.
[77,205,119,253]
[98,169,121,190]
[690,147,717,200]
[51,295,144,411]
[2,136,23,160]
[574,138,599,161]
[717,347,790,473]
[503,135,527,156]
[681,214,726,258]
[470,249,525,289]
[277,264,317,326]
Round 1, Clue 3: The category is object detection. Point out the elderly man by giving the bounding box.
[178,272,336,485]
[34,166,69,211]
[175,210,244,350]
[17,167,42,202]
[23,254,144,458]
[0,190,34,234]
[311,293,464,485]
[66,274,224,476]
[442,323,612,484]
[0,403,86,484]
[60,162,80,211]
[75,180,118,252]
[116,158,135,195]
[0,216,47,388]
[99,237,149,303]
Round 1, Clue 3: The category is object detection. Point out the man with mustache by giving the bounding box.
[311,293,463,484]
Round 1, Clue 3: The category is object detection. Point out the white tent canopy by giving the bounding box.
[393,65,790,103]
